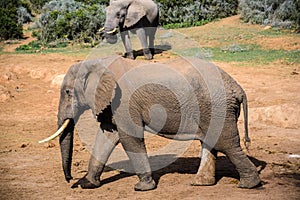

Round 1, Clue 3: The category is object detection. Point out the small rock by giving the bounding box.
[264,26,272,30]
[19,143,29,148]
[30,69,47,79]
[0,86,12,102]
[291,71,299,75]
[46,142,55,148]
[79,147,86,151]
[15,86,26,92]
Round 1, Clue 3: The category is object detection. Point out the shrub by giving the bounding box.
[29,0,50,12]
[157,0,239,28]
[0,0,35,40]
[239,0,300,30]
[76,0,109,5]
[0,0,23,40]
[37,0,106,46]
[18,6,33,24]
[15,40,41,51]
[15,39,68,52]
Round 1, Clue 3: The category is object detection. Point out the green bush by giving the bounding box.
[157,0,239,28]
[15,40,41,51]
[37,0,106,46]
[0,0,35,40]
[0,0,24,40]
[15,39,69,52]
[29,0,50,12]
[239,0,300,30]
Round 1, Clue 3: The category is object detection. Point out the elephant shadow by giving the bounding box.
[101,154,266,186]
[128,44,172,59]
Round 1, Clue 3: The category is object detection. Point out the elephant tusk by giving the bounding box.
[38,119,70,144]
[99,27,105,32]
[106,28,118,34]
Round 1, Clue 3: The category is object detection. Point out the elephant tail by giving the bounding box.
[242,92,251,151]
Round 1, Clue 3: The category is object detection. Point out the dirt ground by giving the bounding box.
[0,16,299,199]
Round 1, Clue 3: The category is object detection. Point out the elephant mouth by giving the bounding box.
[105,34,118,44]
[99,27,118,44]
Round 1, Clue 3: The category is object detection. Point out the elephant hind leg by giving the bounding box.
[191,144,217,186]
[223,144,261,188]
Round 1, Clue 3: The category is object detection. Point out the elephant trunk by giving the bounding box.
[104,31,118,44]
[59,119,75,182]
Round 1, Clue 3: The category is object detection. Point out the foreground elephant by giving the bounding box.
[101,0,159,60]
[40,56,261,191]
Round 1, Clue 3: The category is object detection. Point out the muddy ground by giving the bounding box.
[0,16,299,199]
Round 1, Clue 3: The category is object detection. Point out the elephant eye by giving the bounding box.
[65,89,71,96]
[116,12,120,18]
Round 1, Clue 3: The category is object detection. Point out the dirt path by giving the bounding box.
[2,24,37,53]
[0,16,299,199]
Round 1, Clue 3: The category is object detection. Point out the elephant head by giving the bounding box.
[102,0,158,44]
[39,60,116,182]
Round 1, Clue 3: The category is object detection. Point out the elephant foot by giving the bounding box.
[124,51,135,60]
[238,174,261,189]
[71,175,101,189]
[143,52,153,60]
[134,175,156,191]
[191,174,215,186]
[143,49,153,60]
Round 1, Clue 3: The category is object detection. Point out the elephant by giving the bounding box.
[100,0,159,60]
[40,56,261,191]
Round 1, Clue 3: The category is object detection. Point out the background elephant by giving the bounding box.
[40,56,261,191]
[101,0,159,60]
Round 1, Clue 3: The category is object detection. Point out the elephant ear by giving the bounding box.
[94,69,116,115]
[124,1,146,28]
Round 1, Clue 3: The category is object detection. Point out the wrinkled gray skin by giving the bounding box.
[58,56,261,191]
[103,0,159,60]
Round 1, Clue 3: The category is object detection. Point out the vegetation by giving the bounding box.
[29,0,51,12]
[0,0,24,40]
[15,39,68,52]
[0,0,35,40]
[207,45,300,64]
[15,40,41,51]
[31,0,106,46]
[157,0,239,28]
[239,0,300,31]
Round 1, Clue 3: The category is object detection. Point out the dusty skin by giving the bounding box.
[0,16,300,199]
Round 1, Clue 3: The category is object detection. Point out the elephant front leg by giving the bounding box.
[120,30,134,59]
[191,144,217,186]
[147,27,156,56]
[119,130,156,191]
[136,28,153,60]
[72,130,119,189]
[71,155,103,189]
